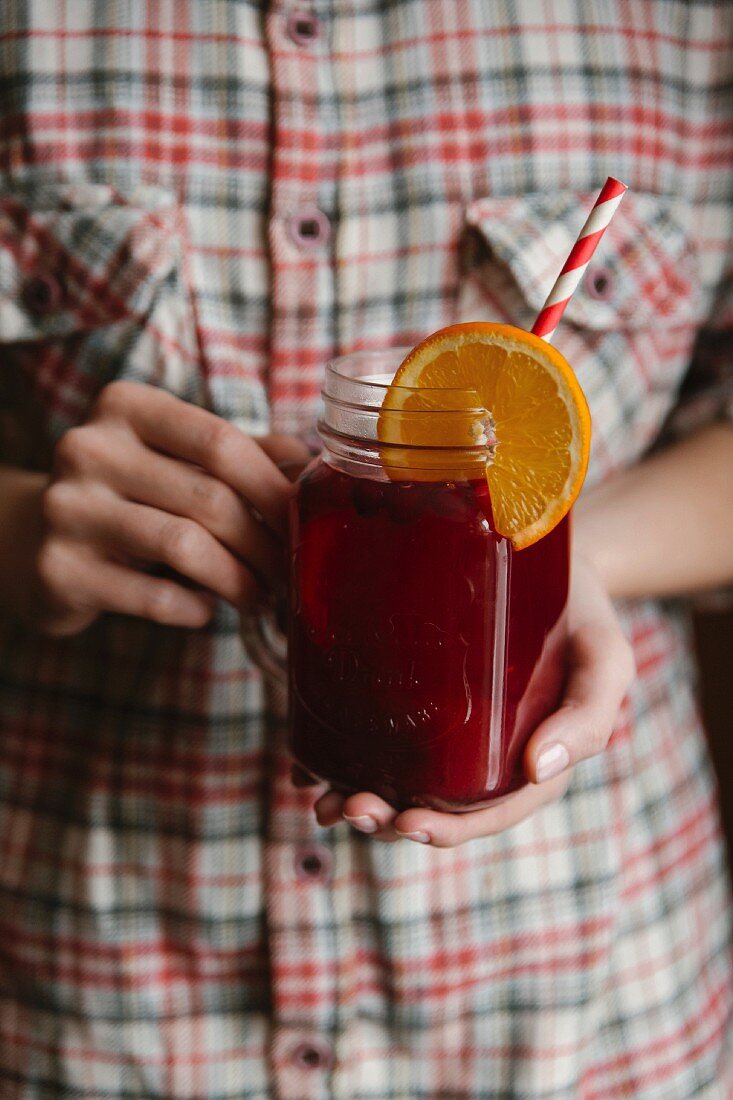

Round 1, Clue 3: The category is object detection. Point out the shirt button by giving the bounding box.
[287,206,331,250]
[286,10,321,46]
[294,844,332,883]
[585,265,616,301]
[21,273,63,315]
[291,1038,334,1071]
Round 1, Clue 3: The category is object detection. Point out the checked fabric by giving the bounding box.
[0,2,732,1098]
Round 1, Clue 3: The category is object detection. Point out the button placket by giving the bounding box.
[266,0,337,426]
[265,4,342,1087]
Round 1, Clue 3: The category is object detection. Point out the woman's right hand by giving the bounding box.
[14,381,306,637]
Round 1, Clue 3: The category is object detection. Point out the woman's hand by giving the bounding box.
[307,554,635,847]
[8,381,307,636]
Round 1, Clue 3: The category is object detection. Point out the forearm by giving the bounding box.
[574,423,733,601]
[0,465,47,619]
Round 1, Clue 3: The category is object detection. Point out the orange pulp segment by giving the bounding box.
[377,322,591,549]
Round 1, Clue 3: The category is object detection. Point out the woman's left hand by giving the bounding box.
[298,553,635,847]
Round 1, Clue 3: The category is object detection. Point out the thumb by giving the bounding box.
[524,622,635,785]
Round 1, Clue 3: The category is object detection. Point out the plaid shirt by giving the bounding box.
[0,2,732,1097]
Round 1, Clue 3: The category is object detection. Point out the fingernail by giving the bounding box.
[536,742,570,783]
[343,814,378,834]
[396,830,431,844]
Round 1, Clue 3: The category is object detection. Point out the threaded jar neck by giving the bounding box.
[320,349,492,481]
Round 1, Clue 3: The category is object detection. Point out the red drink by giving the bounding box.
[240,347,574,810]
[289,461,569,810]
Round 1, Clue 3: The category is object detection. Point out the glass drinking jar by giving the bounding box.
[246,349,569,811]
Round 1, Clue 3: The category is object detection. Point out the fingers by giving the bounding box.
[91,382,292,535]
[92,562,215,626]
[523,621,635,784]
[392,772,570,847]
[314,775,570,847]
[44,387,305,632]
[314,790,347,823]
[37,540,215,629]
[100,439,284,583]
[315,789,404,842]
[521,554,635,785]
[44,484,261,609]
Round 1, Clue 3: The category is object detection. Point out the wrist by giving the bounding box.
[572,501,616,595]
[572,466,640,601]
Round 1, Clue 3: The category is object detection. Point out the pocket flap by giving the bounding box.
[0,182,181,343]
[464,190,698,331]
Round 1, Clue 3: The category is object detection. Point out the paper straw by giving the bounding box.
[531,177,628,343]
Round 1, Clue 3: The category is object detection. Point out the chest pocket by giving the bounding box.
[456,190,702,483]
[0,182,204,469]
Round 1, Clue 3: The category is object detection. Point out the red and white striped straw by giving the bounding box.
[531,177,628,343]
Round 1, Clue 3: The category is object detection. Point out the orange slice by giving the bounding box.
[378,322,591,549]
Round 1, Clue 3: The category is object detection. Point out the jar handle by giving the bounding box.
[240,433,320,684]
[241,596,288,684]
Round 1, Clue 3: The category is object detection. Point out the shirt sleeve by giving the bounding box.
[662,267,733,442]
[660,260,733,610]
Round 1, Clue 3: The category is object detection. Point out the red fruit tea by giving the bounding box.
[289,461,569,810]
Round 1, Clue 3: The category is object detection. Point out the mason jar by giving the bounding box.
[246,348,569,811]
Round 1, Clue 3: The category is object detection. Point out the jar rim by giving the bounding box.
[324,348,486,413]
[320,348,493,477]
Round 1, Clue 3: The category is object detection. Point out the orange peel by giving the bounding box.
[378,322,591,549]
